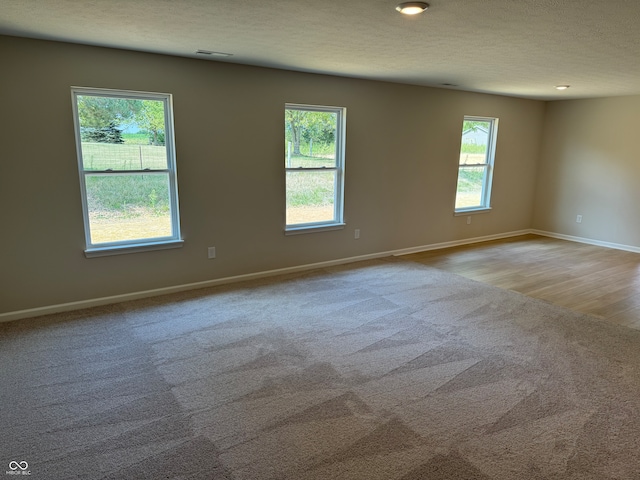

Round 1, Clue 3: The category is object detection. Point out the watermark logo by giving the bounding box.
[6,461,30,476]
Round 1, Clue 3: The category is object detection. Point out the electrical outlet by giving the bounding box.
[208,246,216,259]
[467,216,472,225]
[354,229,360,239]
[576,215,582,224]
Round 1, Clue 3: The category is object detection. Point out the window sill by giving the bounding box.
[285,223,346,236]
[85,239,184,258]
[454,207,492,216]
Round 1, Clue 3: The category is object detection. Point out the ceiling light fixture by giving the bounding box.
[396,2,429,15]
[555,85,570,90]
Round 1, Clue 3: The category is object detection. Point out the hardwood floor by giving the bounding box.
[403,234,640,330]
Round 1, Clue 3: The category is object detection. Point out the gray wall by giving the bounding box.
[1,35,545,314]
[533,96,640,247]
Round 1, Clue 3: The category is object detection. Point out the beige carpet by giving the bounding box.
[2,258,640,479]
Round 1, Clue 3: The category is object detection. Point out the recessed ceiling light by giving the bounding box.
[196,49,233,57]
[555,85,570,90]
[396,2,430,15]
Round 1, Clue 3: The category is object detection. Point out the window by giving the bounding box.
[71,87,182,256]
[455,116,498,212]
[285,104,345,232]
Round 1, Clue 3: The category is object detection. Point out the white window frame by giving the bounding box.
[71,87,183,257]
[285,103,346,234]
[454,116,498,214]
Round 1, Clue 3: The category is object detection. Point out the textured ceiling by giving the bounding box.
[3,0,640,100]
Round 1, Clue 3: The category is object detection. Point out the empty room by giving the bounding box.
[2,1,640,478]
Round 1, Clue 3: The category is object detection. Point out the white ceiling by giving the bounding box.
[3,0,640,100]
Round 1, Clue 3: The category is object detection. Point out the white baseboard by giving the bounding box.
[392,229,533,256]
[6,228,633,323]
[531,230,640,254]
[0,249,396,323]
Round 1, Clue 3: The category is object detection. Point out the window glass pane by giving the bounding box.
[73,88,181,253]
[455,116,497,212]
[285,110,337,168]
[85,173,172,244]
[77,96,168,170]
[286,170,336,225]
[459,120,491,165]
[455,166,486,209]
